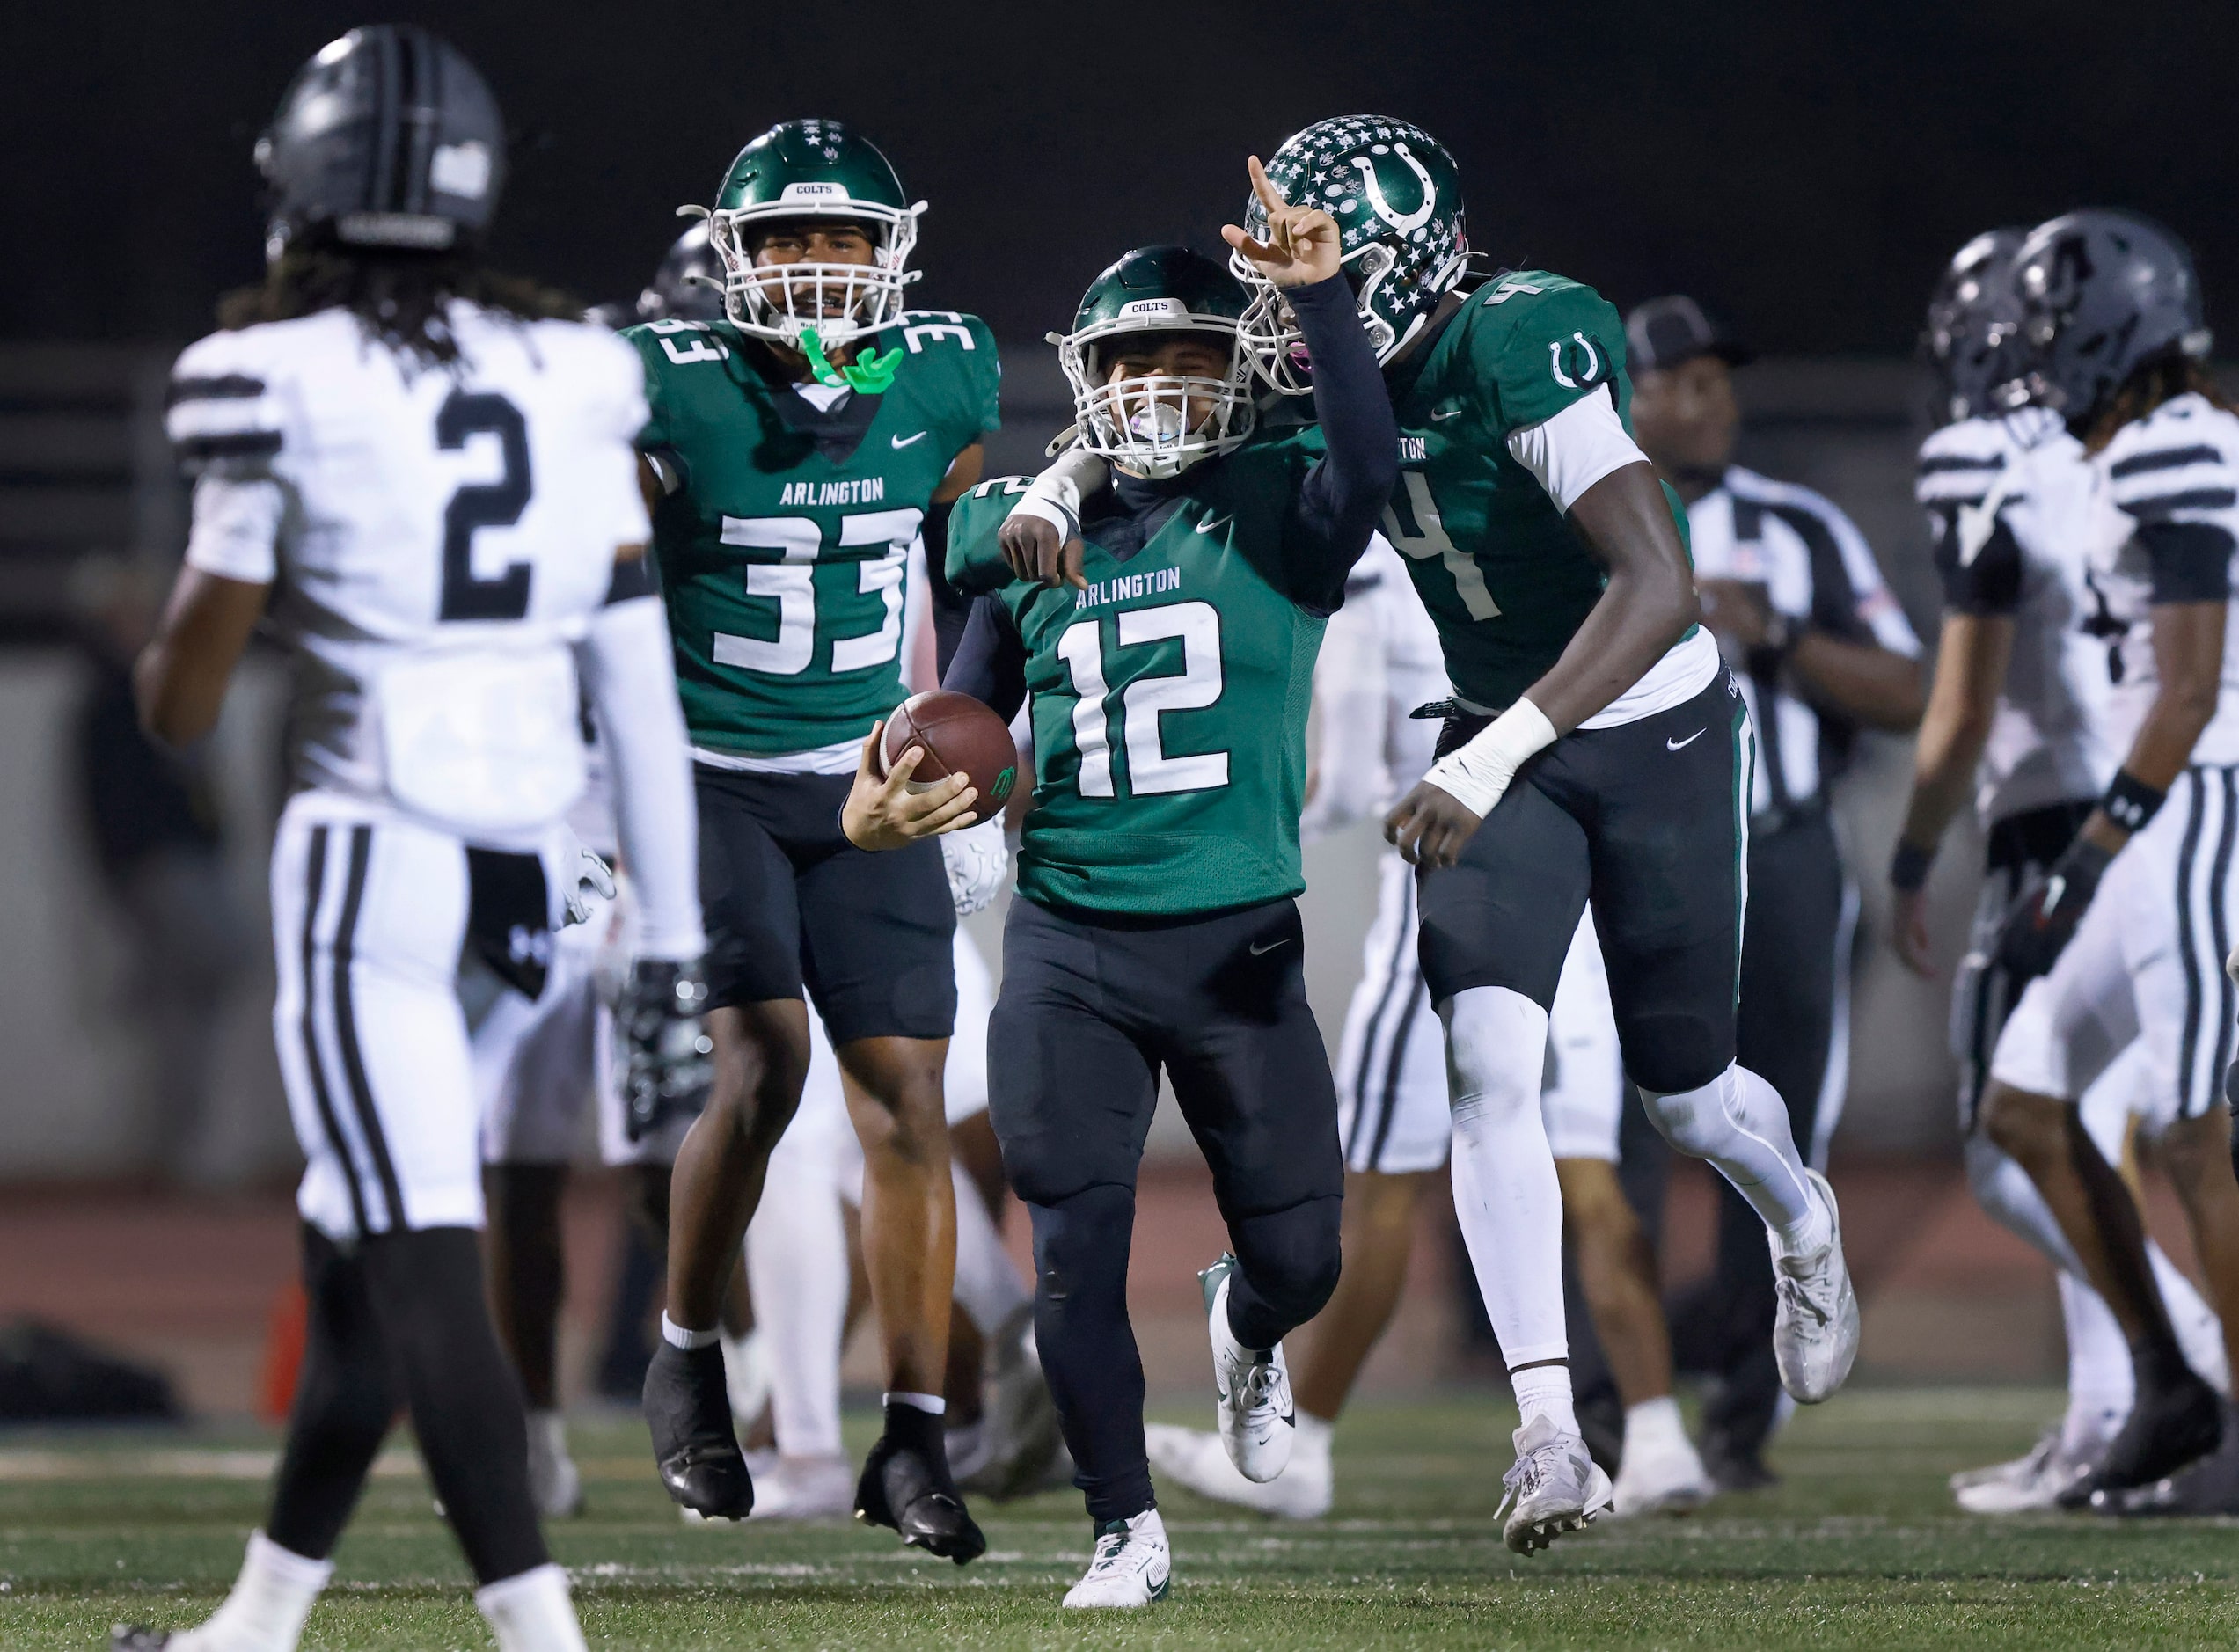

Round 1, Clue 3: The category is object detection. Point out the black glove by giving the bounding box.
[616,958,713,1143]
[1994,838,2113,982]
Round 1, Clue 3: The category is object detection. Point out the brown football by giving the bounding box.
[878,690,1020,813]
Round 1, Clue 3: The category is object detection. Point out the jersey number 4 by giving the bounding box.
[436,391,534,622]
[1383,472,1499,619]
[1055,601,1230,798]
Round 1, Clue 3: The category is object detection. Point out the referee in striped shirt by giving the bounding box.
[1604,297,1927,1487]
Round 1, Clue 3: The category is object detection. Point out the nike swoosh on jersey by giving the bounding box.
[1666,730,1705,751]
[1431,405,1464,421]
[890,430,928,449]
[1196,511,1234,535]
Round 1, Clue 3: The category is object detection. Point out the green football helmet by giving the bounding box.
[691,119,923,349]
[1055,245,1256,479]
[1232,115,1468,393]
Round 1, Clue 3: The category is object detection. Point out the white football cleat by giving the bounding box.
[526,1411,584,1519]
[1062,1509,1172,1609]
[1145,1422,1333,1519]
[1609,1431,1716,1518]
[746,1453,854,1520]
[1499,1414,1613,1553]
[1952,1427,2101,1513]
[1200,1255,1294,1484]
[1771,1169,1860,1404]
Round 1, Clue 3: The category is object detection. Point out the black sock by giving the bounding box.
[362,1226,549,1585]
[267,1227,396,1561]
[882,1398,946,1458]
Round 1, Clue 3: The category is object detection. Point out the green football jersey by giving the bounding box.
[948,435,1335,918]
[626,311,1001,755]
[1382,269,1691,711]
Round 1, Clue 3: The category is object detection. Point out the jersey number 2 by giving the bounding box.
[1055,601,1229,798]
[436,391,534,621]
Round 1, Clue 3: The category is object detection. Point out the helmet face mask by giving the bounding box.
[1921,227,2027,425]
[694,121,923,352]
[1057,248,1257,479]
[1231,116,1468,394]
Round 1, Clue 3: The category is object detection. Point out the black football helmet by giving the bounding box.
[1921,229,2027,425]
[2009,209,2211,423]
[255,26,507,262]
[636,223,726,324]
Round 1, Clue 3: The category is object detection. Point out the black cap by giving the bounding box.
[1624,296,1752,375]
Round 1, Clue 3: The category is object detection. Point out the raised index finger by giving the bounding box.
[1248,154,1287,216]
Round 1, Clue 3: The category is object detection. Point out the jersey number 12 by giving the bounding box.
[1055,601,1230,798]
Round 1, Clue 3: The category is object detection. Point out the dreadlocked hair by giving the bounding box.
[2082,352,2237,454]
[217,231,582,367]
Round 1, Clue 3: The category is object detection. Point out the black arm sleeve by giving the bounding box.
[1285,274,1401,613]
[2142,520,2235,605]
[941,594,1028,723]
[919,499,972,677]
[1931,508,2024,617]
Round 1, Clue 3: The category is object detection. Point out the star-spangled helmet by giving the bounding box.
[2007,209,2211,423]
[1921,228,2027,426]
[254,26,507,263]
[689,120,924,350]
[1056,246,1256,479]
[635,223,725,324]
[1232,115,1468,394]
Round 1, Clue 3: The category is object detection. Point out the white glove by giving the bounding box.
[555,827,617,928]
[941,819,1011,917]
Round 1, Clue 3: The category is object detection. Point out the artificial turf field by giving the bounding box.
[7,1388,2239,1649]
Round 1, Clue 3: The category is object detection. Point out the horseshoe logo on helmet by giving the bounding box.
[1351,141,1437,235]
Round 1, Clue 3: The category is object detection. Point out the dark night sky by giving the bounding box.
[5,0,2235,353]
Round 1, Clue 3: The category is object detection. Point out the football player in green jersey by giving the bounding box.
[841,163,1396,1608]
[1216,115,1861,1550]
[626,120,998,1561]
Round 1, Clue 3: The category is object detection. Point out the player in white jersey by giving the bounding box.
[1891,229,2227,1511]
[113,31,706,1652]
[1962,211,2239,1510]
[1145,537,1714,1518]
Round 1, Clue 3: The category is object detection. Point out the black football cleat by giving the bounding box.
[2056,1369,2221,1508]
[2095,1404,2239,1517]
[855,1434,987,1564]
[110,1630,172,1650]
[644,1341,755,1519]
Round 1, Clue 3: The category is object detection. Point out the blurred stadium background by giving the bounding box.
[0,0,2232,1425]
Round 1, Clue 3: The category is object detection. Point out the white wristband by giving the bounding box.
[1422,697,1558,819]
[1009,446,1107,542]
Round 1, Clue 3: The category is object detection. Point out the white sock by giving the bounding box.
[1510,1363,1578,1437]
[950,1160,1030,1334]
[475,1562,586,1652]
[1293,1411,1335,1463]
[178,1531,331,1652]
[1443,987,1569,1367]
[885,1390,948,1414]
[743,1150,852,1460]
[1622,1395,1688,1458]
[1964,1134,2086,1274]
[526,1409,567,1460]
[1639,1064,1826,1253]
[2056,1269,2131,1451]
[660,1313,719,1351]
[2152,1242,2231,1397]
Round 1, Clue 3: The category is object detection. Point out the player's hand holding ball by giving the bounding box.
[843,690,1020,852]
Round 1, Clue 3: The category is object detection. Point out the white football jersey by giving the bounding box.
[1301,534,1451,837]
[2065,393,2239,767]
[168,301,651,844]
[1687,464,1919,815]
[1919,408,2118,826]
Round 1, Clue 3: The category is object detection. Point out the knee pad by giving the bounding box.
[1443,986,1550,1132]
[1230,1196,1343,1324]
[1028,1184,1134,1312]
